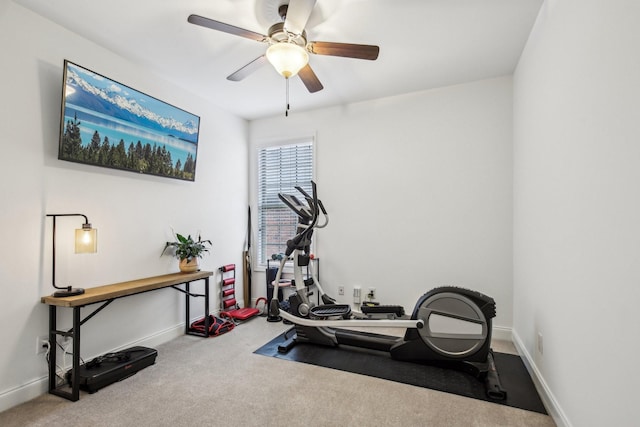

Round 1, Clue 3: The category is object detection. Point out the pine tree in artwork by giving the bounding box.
[60,113,83,160]
[175,158,182,179]
[87,130,101,163]
[99,136,110,165]
[110,139,127,168]
[184,153,195,175]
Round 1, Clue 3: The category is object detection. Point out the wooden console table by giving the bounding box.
[41,270,213,401]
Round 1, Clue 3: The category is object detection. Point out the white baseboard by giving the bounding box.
[0,376,49,414]
[492,325,512,342]
[511,330,572,427]
[111,322,186,353]
[0,323,185,413]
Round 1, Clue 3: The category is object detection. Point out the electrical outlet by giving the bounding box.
[368,287,376,300]
[537,332,543,354]
[36,336,49,355]
[353,286,361,303]
[338,286,345,296]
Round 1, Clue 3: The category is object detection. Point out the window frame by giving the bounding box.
[253,136,316,270]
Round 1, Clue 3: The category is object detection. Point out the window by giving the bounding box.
[257,139,314,265]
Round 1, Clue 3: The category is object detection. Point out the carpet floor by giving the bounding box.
[0,318,555,427]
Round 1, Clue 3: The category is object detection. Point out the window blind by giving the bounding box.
[258,140,313,264]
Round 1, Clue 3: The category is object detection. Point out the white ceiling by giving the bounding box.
[14,0,543,120]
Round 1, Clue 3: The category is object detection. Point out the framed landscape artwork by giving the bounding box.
[58,60,201,181]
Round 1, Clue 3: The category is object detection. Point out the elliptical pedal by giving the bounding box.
[310,304,351,319]
[361,304,405,318]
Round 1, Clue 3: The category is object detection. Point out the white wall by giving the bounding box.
[250,77,514,333]
[513,1,640,426]
[0,3,248,410]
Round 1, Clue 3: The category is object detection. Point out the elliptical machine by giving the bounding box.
[268,182,506,400]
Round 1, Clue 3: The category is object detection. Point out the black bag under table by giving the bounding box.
[65,346,157,393]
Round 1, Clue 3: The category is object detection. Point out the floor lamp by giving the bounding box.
[46,213,97,297]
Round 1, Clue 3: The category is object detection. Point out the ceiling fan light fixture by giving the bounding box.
[266,42,309,78]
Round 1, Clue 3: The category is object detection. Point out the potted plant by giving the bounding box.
[162,233,212,273]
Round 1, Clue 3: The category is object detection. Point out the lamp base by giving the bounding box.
[53,287,85,297]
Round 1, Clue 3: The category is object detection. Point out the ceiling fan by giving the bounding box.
[187,0,380,94]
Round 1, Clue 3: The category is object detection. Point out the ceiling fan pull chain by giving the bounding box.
[285,77,290,117]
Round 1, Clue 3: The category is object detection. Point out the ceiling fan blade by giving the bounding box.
[188,14,267,42]
[227,55,268,81]
[283,0,316,36]
[298,64,323,93]
[308,41,380,60]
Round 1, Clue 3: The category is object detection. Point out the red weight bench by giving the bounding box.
[219,264,265,323]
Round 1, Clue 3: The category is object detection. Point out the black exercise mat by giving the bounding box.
[254,328,546,415]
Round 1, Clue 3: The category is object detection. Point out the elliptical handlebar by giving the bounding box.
[278,181,322,256]
[317,199,327,215]
[304,181,328,229]
[306,181,320,232]
[290,181,325,235]
[293,181,326,217]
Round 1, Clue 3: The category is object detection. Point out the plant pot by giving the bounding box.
[179,258,199,273]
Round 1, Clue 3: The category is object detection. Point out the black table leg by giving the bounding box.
[185,281,191,334]
[70,307,81,401]
[204,278,210,336]
[48,306,81,401]
[184,278,210,337]
[48,306,57,393]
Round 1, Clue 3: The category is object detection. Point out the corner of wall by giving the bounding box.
[511,329,572,427]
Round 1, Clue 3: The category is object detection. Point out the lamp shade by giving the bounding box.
[266,43,309,78]
[75,224,97,253]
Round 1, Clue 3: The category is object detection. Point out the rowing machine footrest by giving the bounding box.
[310,304,351,319]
